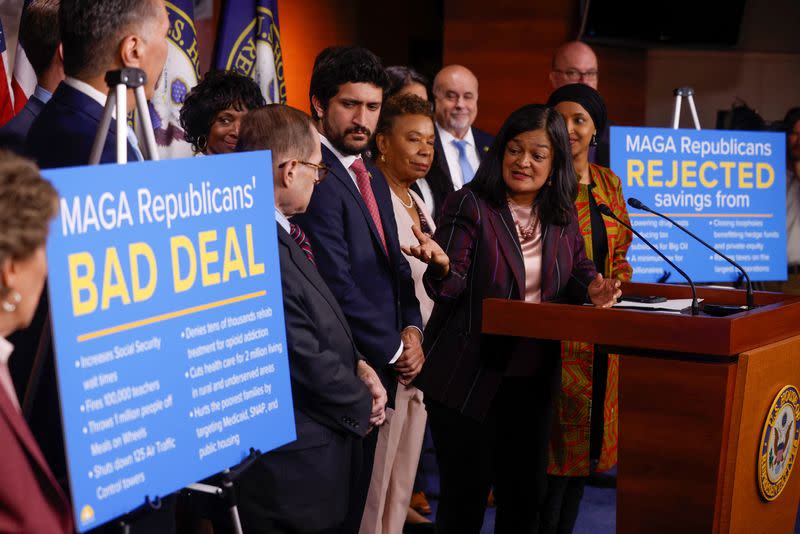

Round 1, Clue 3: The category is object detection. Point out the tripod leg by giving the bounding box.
[671,95,682,129]
[687,94,702,130]
[89,93,117,165]
[135,86,160,161]
[115,84,128,164]
[228,505,244,534]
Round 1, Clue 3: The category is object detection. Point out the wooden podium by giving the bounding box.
[482,282,800,533]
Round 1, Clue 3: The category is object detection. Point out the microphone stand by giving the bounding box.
[628,197,754,313]
[598,204,700,315]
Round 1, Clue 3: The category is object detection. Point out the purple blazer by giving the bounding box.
[416,187,597,420]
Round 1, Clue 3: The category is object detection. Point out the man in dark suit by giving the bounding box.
[419,64,493,221]
[293,46,424,532]
[25,0,168,167]
[11,2,171,532]
[0,0,64,154]
[231,104,385,534]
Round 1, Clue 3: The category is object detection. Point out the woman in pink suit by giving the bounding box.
[0,152,73,533]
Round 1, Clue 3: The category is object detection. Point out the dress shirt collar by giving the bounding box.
[275,207,291,233]
[33,85,53,104]
[436,122,476,149]
[320,133,361,171]
[63,76,108,107]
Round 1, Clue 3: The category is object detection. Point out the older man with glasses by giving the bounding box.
[549,41,609,166]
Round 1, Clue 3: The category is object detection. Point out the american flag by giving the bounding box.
[0,18,16,126]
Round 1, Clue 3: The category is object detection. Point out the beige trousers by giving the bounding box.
[359,384,427,534]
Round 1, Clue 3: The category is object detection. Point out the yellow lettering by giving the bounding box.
[223,227,247,282]
[246,224,265,276]
[681,160,697,187]
[199,230,221,286]
[666,161,678,187]
[738,162,754,189]
[101,247,131,310]
[171,235,197,293]
[129,243,157,303]
[68,252,98,316]
[627,160,644,187]
[699,161,718,188]
[647,159,663,187]
[756,162,774,189]
[720,161,736,188]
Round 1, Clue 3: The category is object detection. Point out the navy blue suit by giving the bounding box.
[293,145,422,394]
[25,81,138,168]
[0,93,46,154]
[292,144,422,532]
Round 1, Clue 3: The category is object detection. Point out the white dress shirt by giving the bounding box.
[436,123,480,190]
[63,77,144,161]
[318,134,421,363]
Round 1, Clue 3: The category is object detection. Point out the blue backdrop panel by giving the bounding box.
[610,127,787,283]
[43,152,295,532]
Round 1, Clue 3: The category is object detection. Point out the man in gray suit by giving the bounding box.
[0,0,64,153]
[232,104,387,534]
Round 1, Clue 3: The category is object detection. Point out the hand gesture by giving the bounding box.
[401,225,450,278]
[357,360,387,430]
[395,327,425,385]
[588,273,622,308]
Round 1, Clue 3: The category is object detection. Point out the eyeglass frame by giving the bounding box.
[553,68,599,82]
[278,159,330,184]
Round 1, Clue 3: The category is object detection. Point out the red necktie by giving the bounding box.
[290,223,316,266]
[350,158,388,255]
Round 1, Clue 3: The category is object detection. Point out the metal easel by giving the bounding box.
[671,86,701,130]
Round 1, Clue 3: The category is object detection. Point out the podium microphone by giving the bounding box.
[597,203,700,315]
[627,197,753,312]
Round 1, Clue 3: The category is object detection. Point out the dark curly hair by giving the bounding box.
[309,46,389,121]
[469,104,577,227]
[372,94,434,158]
[180,70,266,153]
[384,65,429,100]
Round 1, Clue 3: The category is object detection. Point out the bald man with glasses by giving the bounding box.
[549,41,609,166]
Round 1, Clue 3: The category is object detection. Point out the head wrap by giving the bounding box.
[547,83,607,133]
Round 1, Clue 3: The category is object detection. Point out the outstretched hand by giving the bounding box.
[587,273,622,308]
[401,225,449,278]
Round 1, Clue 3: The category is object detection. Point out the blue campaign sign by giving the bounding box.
[43,152,295,532]
[610,127,787,282]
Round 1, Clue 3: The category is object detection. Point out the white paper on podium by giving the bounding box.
[611,298,703,312]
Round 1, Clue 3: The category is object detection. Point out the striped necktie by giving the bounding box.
[290,223,315,266]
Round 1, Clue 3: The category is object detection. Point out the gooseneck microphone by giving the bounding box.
[627,197,753,311]
[597,203,699,315]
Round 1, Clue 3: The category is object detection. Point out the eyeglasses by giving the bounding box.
[554,69,599,82]
[278,160,330,184]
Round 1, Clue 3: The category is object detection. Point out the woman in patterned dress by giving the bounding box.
[540,83,633,534]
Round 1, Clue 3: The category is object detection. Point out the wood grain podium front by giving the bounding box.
[482,282,800,534]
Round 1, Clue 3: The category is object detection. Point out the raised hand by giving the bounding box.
[401,225,449,278]
[588,273,622,308]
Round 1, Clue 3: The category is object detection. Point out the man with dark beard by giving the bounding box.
[293,46,423,533]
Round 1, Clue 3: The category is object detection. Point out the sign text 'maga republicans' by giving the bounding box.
[610,127,787,282]
[44,152,295,532]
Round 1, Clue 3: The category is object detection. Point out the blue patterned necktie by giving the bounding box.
[290,223,315,266]
[452,138,475,184]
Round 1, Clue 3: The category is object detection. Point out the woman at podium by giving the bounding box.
[403,104,621,533]
[542,83,633,533]
[0,152,72,533]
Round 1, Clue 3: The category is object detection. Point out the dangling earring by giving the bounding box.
[546,178,552,186]
[380,154,386,163]
[2,290,21,313]
[197,135,208,153]
[590,133,598,147]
